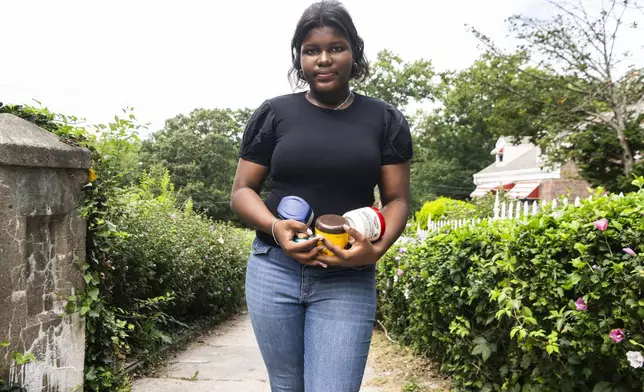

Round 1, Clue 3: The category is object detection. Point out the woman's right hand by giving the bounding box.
[273,219,328,268]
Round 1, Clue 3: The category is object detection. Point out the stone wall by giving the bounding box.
[0,114,90,391]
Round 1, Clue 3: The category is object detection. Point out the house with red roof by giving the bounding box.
[470,136,591,200]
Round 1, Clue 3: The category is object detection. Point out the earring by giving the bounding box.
[298,69,304,78]
[351,62,359,76]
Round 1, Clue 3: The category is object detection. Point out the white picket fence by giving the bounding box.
[425,193,612,232]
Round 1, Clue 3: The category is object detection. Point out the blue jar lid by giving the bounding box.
[277,196,314,226]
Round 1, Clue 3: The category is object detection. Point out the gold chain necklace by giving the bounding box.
[306,91,353,110]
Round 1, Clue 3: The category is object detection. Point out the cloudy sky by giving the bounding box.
[1,0,638,136]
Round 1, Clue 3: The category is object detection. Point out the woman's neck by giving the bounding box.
[307,85,352,108]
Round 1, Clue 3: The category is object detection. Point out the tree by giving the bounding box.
[408,52,565,207]
[140,108,251,222]
[352,49,435,109]
[439,51,583,142]
[410,113,495,208]
[472,0,644,181]
[567,118,644,191]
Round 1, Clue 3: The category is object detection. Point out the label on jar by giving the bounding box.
[314,228,348,256]
[343,207,385,242]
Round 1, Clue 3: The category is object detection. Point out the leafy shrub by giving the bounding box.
[378,181,644,391]
[138,107,252,223]
[415,197,476,229]
[470,190,510,219]
[5,103,251,391]
[74,115,251,391]
[109,171,252,322]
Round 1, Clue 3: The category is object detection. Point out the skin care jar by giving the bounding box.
[343,207,386,242]
[277,196,314,242]
[314,214,349,256]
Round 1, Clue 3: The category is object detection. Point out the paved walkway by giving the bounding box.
[132,311,382,392]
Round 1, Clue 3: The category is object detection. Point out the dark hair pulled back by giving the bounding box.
[289,1,369,88]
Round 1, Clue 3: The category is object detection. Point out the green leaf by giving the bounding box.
[472,337,488,345]
[472,345,484,355]
[158,333,172,344]
[571,258,586,269]
[592,381,613,392]
[563,273,582,290]
[85,367,97,381]
[12,352,36,365]
[629,339,644,349]
[88,288,99,301]
[524,317,538,325]
[556,318,565,332]
[481,345,492,362]
[498,291,507,303]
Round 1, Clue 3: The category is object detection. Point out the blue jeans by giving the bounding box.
[245,237,377,392]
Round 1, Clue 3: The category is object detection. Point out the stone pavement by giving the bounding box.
[132,311,382,392]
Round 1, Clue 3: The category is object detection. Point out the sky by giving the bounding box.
[1,0,638,137]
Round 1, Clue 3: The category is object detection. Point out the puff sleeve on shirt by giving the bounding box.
[239,100,276,167]
[381,105,414,165]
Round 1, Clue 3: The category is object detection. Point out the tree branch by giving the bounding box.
[608,1,628,62]
[511,16,609,80]
[474,77,547,107]
[632,94,644,119]
[546,0,608,59]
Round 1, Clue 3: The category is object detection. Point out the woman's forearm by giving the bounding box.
[230,188,277,235]
[373,198,409,259]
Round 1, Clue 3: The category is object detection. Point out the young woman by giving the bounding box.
[230,1,412,391]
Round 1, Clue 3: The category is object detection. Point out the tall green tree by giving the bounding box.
[352,49,435,109]
[471,0,644,190]
[411,114,495,206]
[438,51,583,142]
[567,119,644,191]
[140,108,251,222]
[408,52,566,207]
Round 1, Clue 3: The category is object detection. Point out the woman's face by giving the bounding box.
[300,26,353,94]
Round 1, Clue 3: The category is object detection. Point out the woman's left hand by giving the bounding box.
[314,224,383,267]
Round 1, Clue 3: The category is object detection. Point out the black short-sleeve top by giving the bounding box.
[239,91,413,246]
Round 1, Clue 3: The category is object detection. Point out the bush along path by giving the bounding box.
[378,178,644,392]
[3,104,253,391]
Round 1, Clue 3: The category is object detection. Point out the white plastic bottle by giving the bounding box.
[343,207,386,242]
